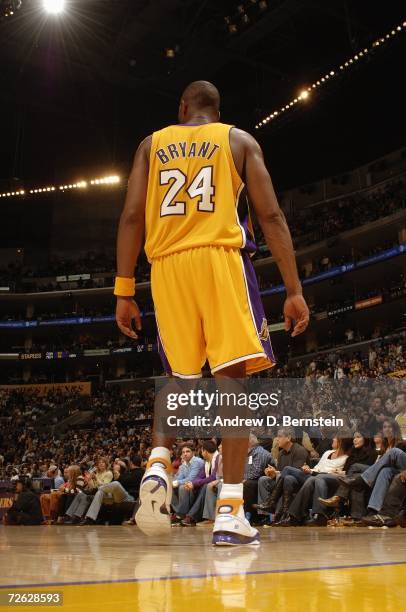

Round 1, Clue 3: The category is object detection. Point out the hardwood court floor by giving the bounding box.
[0,525,405,611]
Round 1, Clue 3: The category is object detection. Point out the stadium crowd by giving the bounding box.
[0,251,151,293]
[2,240,402,326]
[271,334,404,378]
[0,387,154,468]
[1,271,403,358]
[274,177,405,249]
[1,333,404,528]
[257,241,403,288]
[1,175,404,293]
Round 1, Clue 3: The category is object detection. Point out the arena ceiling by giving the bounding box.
[0,0,405,187]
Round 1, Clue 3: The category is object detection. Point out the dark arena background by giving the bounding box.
[0,2,405,611]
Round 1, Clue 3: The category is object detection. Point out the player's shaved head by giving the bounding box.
[178,80,220,123]
[181,81,220,111]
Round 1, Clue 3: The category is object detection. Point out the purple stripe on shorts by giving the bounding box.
[241,250,276,363]
[155,315,172,375]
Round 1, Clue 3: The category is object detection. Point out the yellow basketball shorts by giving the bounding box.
[151,246,275,378]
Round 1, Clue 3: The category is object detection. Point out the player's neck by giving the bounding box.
[182,113,218,125]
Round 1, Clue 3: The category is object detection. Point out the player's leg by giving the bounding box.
[212,362,260,546]
[136,252,205,536]
[135,379,180,536]
[217,365,249,485]
[199,246,274,545]
[137,375,205,535]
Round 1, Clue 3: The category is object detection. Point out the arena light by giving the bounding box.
[1,0,23,19]
[59,180,87,191]
[90,175,120,185]
[43,0,65,14]
[1,176,118,199]
[28,186,56,194]
[255,19,406,129]
[0,189,25,198]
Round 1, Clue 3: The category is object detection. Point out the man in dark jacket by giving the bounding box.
[254,427,309,513]
[4,478,43,525]
[118,454,145,500]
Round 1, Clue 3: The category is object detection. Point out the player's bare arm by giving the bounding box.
[115,135,151,339]
[230,128,310,338]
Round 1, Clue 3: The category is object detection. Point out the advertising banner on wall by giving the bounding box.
[0,381,91,395]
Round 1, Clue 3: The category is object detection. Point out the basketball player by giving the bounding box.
[115,81,309,545]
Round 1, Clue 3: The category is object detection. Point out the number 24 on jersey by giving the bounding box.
[160,166,215,217]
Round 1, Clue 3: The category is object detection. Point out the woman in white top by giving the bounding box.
[311,446,349,474]
[273,436,352,527]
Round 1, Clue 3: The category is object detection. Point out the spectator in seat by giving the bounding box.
[381,419,406,452]
[199,444,223,525]
[307,433,376,525]
[395,393,406,440]
[180,440,220,526]
[3,477,43,525]
[10,468,19,481]
[85,458,114,489]
[254,428,309,517]
[79,454,144,525]
[334,446,406,521]
[319,422,405,521]
[241,433,274,523]
[361,470,406,527]
[63,458,113,524]
[171,444,182,472]
[317,431,377,508]
[171,444,204,522]
[373,431,384,454]
[57,465,85,520]
[272,435,352,526]
[40,466,69,523]
[118,454,145,499]
[47,464,64,488]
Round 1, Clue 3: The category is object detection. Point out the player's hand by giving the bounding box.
[115,297,142,339]
[284,294,310,337]
[400,471,406,483]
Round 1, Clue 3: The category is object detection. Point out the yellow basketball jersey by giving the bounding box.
[144,122,246,261]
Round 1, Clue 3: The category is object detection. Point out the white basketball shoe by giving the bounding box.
[212,496,260,546]
[135,448,173,536]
